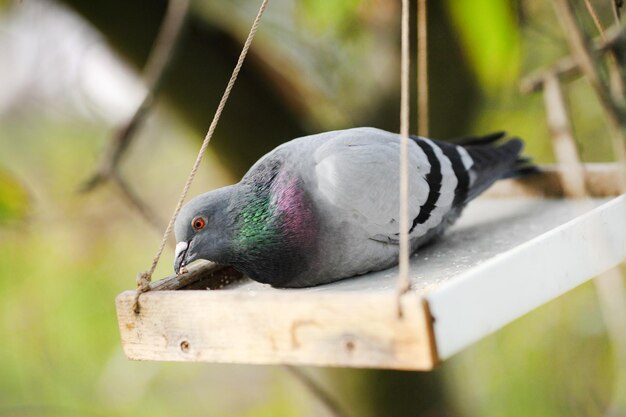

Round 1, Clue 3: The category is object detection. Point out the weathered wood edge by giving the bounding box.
[421,297,440,368]
[148,260,223,291]
[115,289,439,370]
[484,163,623,198]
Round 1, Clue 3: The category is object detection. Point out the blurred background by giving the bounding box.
[0,0,624,416]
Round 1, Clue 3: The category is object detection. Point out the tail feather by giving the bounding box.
[508,165,541,178]
[462,135,537,202]
[451,131,506,147]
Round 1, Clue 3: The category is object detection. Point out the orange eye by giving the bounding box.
[192,216,206,231]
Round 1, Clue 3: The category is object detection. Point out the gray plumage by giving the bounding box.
[174,127,531,287]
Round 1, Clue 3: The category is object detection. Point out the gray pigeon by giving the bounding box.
[174,127,534,288]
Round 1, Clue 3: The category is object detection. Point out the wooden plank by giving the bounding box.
[116,289,437,370]
[148,262,243,291]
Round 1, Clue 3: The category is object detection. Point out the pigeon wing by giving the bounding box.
[313,128,432,242]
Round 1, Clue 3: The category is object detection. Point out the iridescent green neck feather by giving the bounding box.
[236,194,278,247]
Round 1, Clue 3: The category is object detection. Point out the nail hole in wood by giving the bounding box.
[345,340,355,352]
[180,340,190,353]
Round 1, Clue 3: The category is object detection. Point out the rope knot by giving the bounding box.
[132,271,153,314]
[136,270,152,292]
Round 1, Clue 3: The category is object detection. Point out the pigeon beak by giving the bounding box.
[174,241,189,274]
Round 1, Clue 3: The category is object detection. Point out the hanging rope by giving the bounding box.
[133,0,270,313]
[396,0,412,315]
[417,0,429,137]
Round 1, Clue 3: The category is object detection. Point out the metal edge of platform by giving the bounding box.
[425,195,626,359]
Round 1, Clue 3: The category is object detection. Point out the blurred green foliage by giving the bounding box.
[447,279,616,417]
[298,0,362,35]
[0,168,29,224]
[446,0,521,91]
[0,114,311,417]
[0,0,625,416]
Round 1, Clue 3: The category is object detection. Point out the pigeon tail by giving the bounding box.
[462,135,538,203]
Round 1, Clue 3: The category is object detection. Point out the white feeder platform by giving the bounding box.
[116,164,626,370]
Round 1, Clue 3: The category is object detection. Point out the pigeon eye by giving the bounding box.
[192,216,206,231]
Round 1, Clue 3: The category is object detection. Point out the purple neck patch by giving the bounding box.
[271,171,317,244]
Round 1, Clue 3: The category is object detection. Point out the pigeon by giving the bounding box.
[174,127,535,288]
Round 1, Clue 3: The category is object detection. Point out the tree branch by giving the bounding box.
[111,173,169,237]
[552,0,626,129]
[283,366,351,417]
[542,73,587,197]
[520,27,626,94]
[81,0,190,193]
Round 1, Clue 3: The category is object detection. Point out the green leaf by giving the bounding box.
[0,167,29,224]
[298,0,362,35]
[445,0,521,91]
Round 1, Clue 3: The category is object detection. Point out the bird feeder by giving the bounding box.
[115,165,625,370]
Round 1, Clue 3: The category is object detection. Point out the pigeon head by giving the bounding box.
[173,185,238,273]
[172,166,320,285]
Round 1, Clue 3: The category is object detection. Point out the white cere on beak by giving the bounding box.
[175,241,188,260]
